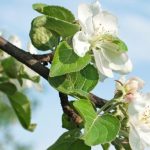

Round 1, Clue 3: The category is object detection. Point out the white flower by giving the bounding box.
[128,93,150,150]
[125,77,144,94]
[73,0,132,79]
[116,76,145,100]
[117,77,150,149]
[8,35,22,48]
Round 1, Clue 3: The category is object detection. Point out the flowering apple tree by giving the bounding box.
[0,1,149,150]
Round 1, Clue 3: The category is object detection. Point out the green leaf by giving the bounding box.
[47,129,91,150]
[30,25,59,50]
[50,42,91,77]
[49,64,99,98]
[101,34,128,53]
[32,3,47,12]
[31,16,79,38]
[0,82,17,95]
[73,100,120,146]
[101,143,110,150]
[1,57,18,78]
[18,65,40,84]
[33,3,75,22]
[8,92,36,131]
[0,76,9,82]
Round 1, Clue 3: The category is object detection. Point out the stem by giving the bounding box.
[89,93,107,108]
[59,92,82,125]
[97,99,116,114]
[32,53,53,64]
[104,102,123,113]
[119,130,129,138]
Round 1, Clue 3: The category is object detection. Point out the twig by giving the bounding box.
[89,93,107,107]
[32,53,53,64]
[59,92,82,125]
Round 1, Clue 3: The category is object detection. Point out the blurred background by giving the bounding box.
[0,0,150,149]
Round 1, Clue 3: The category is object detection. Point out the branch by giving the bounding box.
[59,92,82,125]
[0,36,107,112]
[89,93,107,108]
[32,53,53,64]
[0,36,49,80]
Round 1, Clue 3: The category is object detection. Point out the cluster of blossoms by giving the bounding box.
[73,1,150,150]
[116,77,150,150]
[73,0,132,80]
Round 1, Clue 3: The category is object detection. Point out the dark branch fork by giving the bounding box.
[0,36,107,124]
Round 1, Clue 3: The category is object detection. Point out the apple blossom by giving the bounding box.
[8,35,22,48]
[116,76,145,101]
[128,93,150,150]
[73,0,132,80]
[116,77,150,150]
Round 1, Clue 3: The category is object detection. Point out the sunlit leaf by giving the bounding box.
[47,129,91,150]
[33,3,75,22]
[8,92,36,131]
[49,64,99,98]
[50,41,91,77]
[74,100,120,146]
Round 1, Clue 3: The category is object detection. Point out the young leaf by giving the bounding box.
[1,57,18,78]
[49,64,99,98]
[47,129,91,150]
[32,3,47,12]
[0,82,17,95]
[33,3,75,23]
[18,65,40,84]
[50,41,91,77]
[8,92,36,131]
[73,100,120,146]
[30,24,59,50]
[31,16,79,38]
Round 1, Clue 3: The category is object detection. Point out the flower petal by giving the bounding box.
[93,10,118,35]
[102,48,132,74]
[8,35,22,48]
[129,123,144,150]
[73,31,90,57]
[128,93,144,115]
[93,49,113,78]
[138,125,150,148]
[78,0,101,35]
[126,77,145,92]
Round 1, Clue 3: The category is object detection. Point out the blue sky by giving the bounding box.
[0,0,150,150]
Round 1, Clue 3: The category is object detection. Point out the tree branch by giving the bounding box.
[32,53,53,64]
[0,36,107,122]
[0,36,49,80]
[89,93,107,108]
[59,92,82,125]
